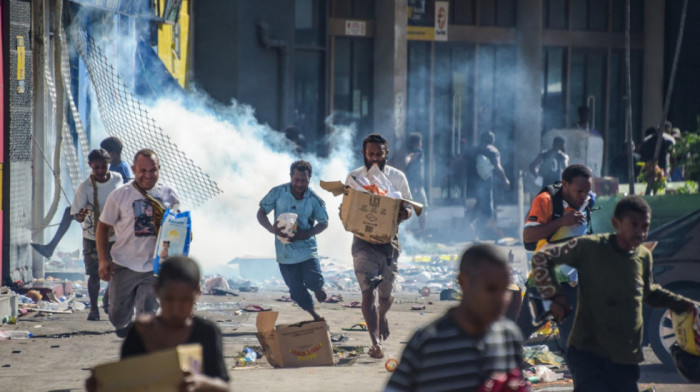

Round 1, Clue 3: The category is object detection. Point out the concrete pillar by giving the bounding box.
[373,0,408,165]
[514,0,543,171]
[642,0,664,133]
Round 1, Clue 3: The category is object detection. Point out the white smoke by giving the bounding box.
[148,99,358,271]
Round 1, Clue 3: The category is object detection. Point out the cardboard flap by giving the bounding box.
[403,199,424,216]
[319,180,346,196]
[256,311,279,332]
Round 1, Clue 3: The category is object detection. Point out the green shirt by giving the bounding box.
[531,233,692,364]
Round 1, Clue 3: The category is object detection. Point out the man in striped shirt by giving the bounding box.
[386,244,526,392]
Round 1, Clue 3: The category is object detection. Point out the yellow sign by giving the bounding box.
[16,36,25,94]
[407,26,435,41]
[155,0,190,88]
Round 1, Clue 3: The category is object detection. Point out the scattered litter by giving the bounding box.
[533,365,564,382]
[419,286,431,297]
[343,302,362,308]
[324,294,344,303]
[275,296,293,302]
[385,357,399,372]
[523,345,565,367]
[241,305,271,312]
[411,305,425,311]
[331,334,348,343]
[342,322,367,332]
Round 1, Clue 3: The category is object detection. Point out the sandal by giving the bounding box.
[324,294,344,303]
[275,296,293,302]
[242,305,271,312]
[343,301,362,308]
[411,305,426,311]
[342,322,368,332]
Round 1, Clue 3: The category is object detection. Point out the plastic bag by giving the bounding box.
[153,209,192,274]
[275,213,298,244]
[534,365,563,382]
[672,303,700,355]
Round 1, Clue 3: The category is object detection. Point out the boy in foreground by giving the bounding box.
[386,244,526,391]
[532,195,698,391]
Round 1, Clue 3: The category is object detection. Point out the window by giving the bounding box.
[611,0,644,33]
[569,49,607,132]
[294,51,325,149]
[333,38,374,143]
[544,0,568,29]
[479,0,516,27]
[572,0,608,32]
[542,47,568,133]
[450,0,475,25]
[296,0,325,46]
[331,0,375,19]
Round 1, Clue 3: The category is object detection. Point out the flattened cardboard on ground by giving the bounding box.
[320,180,423,244]
[256,311,334,368]
[93,343,202,392]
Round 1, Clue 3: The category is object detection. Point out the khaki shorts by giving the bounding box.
[352,247,398,298]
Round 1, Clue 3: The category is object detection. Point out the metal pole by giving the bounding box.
[624,0,635,195]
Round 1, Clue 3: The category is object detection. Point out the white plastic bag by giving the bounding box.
[276,213,298,244]
[534,365,563,382]
[153,209,192,274]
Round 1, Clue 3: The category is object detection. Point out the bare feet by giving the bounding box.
[314,289,327,303]
[368,344,384,359]
[379,317,390,341]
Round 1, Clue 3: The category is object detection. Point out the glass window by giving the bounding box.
[333,38,374,142]
[571,0,588,30]
[496,0,516,27]
[294,50,325,149]
[545,0,568,29]
[296,0,325,46]
[569,49,606,132]
[451,0,475,25]
[542,47,567,132]
[331,0,352,18]
[479,0,496,26]
[353,0,375,19]
[611,0,643,33]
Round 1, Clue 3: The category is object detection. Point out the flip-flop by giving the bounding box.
[342,322,368,332]
[275,296,293,302]
[242,305,271,312]
[324,294,344,303]
[343,301,362,308]
[411,305,426,311]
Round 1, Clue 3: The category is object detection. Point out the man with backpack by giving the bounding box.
[518,164,594,351]
[529,136,568,187]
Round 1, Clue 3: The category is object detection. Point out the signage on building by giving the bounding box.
[434,1,448,41]
[345,20,366,37]
[407,0,449,41]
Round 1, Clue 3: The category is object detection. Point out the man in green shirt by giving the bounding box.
[532,195,697,392]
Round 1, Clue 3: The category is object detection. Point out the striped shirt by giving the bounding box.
[385,312,525,392]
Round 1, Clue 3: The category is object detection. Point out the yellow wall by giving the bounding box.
[156,0,190,88]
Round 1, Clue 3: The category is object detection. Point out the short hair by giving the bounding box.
[459,243,509,275]
[157,256,201,291]
[562,164,592,183]
[362,133,388,151]
[100,137,124,154]
[133,148,159,165]
[645,127,657,137]
[480,131,495,146]
[290,160,312,177]
[552,136,565,148]
[577,105,590,118]
[614,195,651,220]
[407,132,422,150]
[88,148,111,164]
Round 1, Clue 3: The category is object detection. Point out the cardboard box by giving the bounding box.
[320,180,423,244]
[256,311,334,368]
[93,344,202,392]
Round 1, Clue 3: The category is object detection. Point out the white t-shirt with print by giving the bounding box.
[99,182,180,272]
[70,172,123,241]
[346,164,413,200]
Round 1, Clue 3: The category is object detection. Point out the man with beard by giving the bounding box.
[97,149,180,337]
[257,160,329,320]
[346,133,412,359]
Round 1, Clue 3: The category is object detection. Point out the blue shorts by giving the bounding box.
[278,258,324,311]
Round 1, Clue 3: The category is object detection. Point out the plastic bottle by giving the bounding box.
[0,330,33,340]
[243,347,257,363]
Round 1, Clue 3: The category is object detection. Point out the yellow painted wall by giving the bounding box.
[156,0,190,88]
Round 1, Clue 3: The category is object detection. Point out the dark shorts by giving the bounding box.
[83,238,113,276]
[566,345,640,392]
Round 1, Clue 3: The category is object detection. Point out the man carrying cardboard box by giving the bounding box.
[346,133,412,359]
[257,160,330,321]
